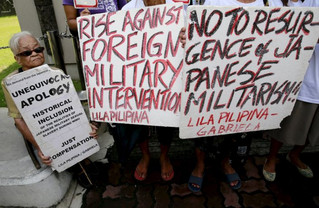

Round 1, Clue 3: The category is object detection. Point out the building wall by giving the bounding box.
[52,0,80,79]
[12,0,79,79]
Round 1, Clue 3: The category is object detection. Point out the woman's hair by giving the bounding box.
[9,31,40,55]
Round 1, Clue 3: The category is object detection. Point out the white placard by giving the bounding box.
[77,3,185,127]
[4,65,100,172]
[173,0,190,4]
[74,0,98,8]
[180,6,319,138]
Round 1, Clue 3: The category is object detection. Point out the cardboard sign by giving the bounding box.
[180,6,319,138]
[173,0,190,4]
[4,65,100,172]
[77,3,185,127]
[74,0,98,8]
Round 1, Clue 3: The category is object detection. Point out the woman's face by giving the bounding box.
[15,35,45,71]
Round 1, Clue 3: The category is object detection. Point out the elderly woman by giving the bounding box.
[1,31,98,167]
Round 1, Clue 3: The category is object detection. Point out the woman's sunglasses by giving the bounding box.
[16,47,45,57]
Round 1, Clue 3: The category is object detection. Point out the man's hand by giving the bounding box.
[179,27,186,48]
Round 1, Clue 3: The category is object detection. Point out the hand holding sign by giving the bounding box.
[80,8,91,16]
[179,27,187,48]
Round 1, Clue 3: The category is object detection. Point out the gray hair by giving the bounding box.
[9,31,40,55]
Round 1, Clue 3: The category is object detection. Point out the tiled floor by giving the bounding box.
[80,152,319,208]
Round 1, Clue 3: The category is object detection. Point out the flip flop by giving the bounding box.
[286,153,313,178]
[161,169,174,181]
[263,159,276,182]
[134,168,147,181]
[188,174,204,193]
[160,158,174,181]
[225,172,241,190]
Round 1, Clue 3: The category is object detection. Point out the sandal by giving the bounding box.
[286,153,313,178]
[225,172,241,190]
[263,159,276,182]
[134,168,147,181]
[160,157,174,181]
[161,169,174,181]
[188,174,204,193]
[134,157,149,181]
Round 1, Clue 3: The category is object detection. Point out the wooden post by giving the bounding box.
[33,0,58,55]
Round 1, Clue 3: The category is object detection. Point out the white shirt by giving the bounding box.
[288,0,318,7]
[203,0,283,7]
[289,0,319,104]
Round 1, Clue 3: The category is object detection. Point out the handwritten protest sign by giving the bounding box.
[4,65,100,172]
[77,3,185,127]
[74,0,98,8]
[180,6,319,138]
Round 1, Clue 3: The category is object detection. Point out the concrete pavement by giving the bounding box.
[1,104,319,207]
[0,107,113,207]
[81,149,319,208]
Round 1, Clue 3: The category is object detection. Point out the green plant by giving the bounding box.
[0,15,20,72]
[0,15,20,107]
[72,79,83,92]
[0,62,20,107]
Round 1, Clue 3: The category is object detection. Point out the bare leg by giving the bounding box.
[160,144,174,181]
[192,147,205,177]
[222,155,239,187]
[288,144,307,169]
[135,139,150,180]
[189,147,205,189]
[264,138,283,173]
[287,142,313,178]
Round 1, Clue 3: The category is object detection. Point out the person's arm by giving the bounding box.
[14,118,52,165]
[64,5,90,32]
[64,5,79,32]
